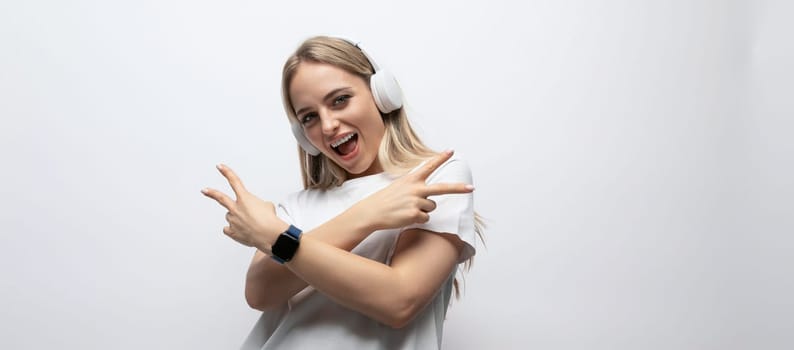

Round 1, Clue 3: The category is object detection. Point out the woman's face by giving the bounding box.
[289,61,385,179]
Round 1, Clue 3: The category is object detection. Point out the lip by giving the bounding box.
[338,139,360,162]
[327,131,356,149]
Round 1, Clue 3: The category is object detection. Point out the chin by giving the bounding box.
[344,166,367,177]
[345,158,380,178]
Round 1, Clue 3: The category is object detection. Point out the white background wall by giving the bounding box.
[1,0,791,349]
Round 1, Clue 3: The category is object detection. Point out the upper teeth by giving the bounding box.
[331,133,355,148]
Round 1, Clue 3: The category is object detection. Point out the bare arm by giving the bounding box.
[202,152,473,310]
[244,207,374,310]
[282,227,464,328]
[215,215,466,328]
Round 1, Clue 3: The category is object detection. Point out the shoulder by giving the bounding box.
[423,153,474,185]
[275,188,328,226]
[280,187,324,208]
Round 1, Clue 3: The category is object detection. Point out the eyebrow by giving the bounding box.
[295,87,353,116]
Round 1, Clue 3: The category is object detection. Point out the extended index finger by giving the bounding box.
[422,182,475,197]
[201,187,237,211]
[414,149,454,180]
[216,164,248,198]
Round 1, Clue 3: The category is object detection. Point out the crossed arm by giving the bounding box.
[202,151,473,328]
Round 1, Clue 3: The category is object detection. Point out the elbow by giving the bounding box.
[385,316,413,330]
[246,300,265,312]
[379,283,435,329]
[245,288,279,312]
[382,298,423,329]
[245,290,265,311]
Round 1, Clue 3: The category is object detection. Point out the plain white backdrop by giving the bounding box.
[1,0,791,349]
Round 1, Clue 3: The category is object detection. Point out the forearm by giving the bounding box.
[283,236,417,328]
[278,229,462,329]
[245,207,374,310]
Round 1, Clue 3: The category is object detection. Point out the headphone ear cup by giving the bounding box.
[370,69,403,113]
[290,121,321,155]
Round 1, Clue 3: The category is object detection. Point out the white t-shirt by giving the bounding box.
[241,155,477,350]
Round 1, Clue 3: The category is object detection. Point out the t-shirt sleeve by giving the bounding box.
[402,156,477,263]
[276,193,297,226]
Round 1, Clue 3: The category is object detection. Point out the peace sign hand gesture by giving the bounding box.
[201,164,288,252]
[351,150,474,232]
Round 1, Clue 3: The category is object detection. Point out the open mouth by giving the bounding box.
[330,133,358,156]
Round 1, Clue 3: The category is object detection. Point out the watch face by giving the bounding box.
[272,233,300,261]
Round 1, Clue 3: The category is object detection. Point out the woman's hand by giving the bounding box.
[351,150,474,232]
[201,164,288,253]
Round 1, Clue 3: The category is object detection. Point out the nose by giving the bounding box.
[320,110,340,135]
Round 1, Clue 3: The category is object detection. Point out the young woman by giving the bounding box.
[202,36,482,349]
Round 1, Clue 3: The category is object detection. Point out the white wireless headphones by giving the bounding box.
[290,38,403,156]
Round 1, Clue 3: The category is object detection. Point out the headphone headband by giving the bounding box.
[350,41,381,71]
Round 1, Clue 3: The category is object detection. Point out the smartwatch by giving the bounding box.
[271,225,302,264]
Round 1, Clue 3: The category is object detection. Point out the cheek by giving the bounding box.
[368,113,386,136]
[356,105,385,134]
[303,126,324,144]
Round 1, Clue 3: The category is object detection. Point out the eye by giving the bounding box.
[300,112,318,125]
[333,94,351,106]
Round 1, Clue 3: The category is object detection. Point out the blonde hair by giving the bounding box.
[281,36,484,296]
[281,36,435,189]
